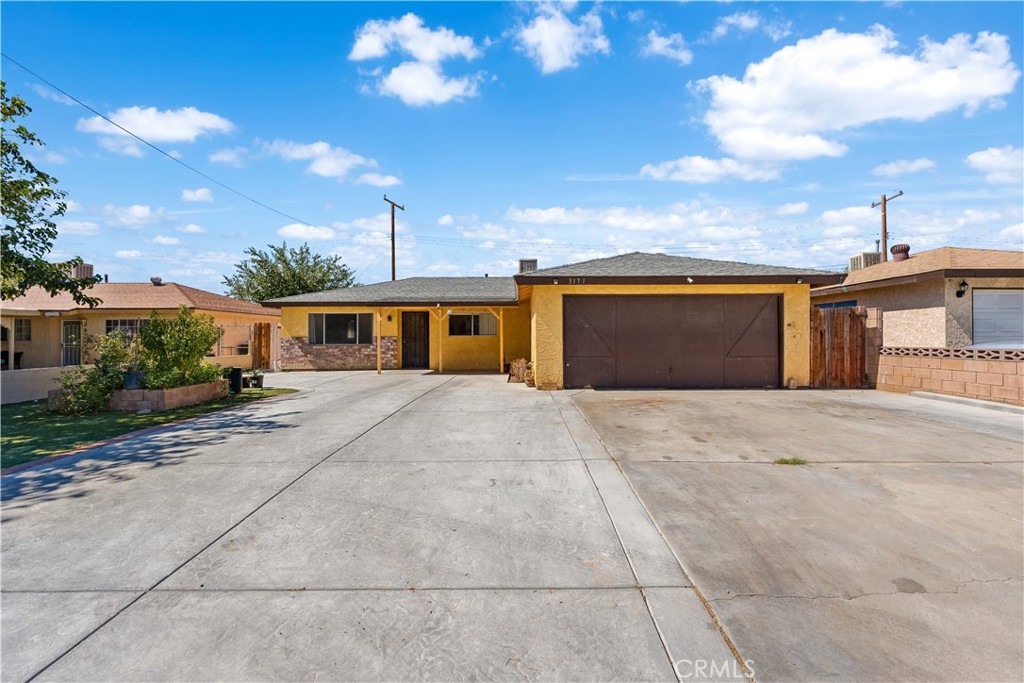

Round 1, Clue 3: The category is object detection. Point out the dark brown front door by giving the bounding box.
[563,295,780,389]
[401,312,429,368]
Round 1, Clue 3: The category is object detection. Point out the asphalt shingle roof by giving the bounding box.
[3,283,280,317]
[517,252,839,278]
[264,277,518,306]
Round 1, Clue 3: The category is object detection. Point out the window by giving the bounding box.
[308,313,373,345]
[815,300,857,310]
[14,319,31,341]
[448,313,497,336]
[105,319,148,337]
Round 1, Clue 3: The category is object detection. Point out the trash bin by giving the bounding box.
[228,367,243,394]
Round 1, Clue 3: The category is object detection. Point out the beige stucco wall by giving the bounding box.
[527,283,812,390]
[945,277,1023,348]
[0,365,82,404]
[0,315,62,369]
[813,277,1023,348]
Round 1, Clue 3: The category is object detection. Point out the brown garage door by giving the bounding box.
[563,295,780,389]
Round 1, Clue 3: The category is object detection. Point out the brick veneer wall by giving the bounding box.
[280,336,398,371]
[107,379,228,412]
[877,355,1023,406]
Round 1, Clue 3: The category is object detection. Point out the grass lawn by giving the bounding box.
[1,388,297,471]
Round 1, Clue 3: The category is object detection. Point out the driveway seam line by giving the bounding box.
[549,394,682,683]
[22,375,457,683]
[567,392,756,683]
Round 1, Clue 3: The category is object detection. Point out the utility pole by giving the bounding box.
[385,193,403,278]
[871,190,903,261]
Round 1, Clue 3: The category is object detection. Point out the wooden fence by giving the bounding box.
[811,306,867,388]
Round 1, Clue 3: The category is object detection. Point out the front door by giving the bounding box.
[401,312,429,368]
[62,320,82,366]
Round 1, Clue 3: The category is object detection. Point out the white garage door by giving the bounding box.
[973,289,1024,345]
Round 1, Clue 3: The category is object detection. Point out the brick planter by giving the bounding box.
[108,379,228,412]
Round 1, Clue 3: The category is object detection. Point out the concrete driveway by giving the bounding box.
[2,375,1021,682]
[1,372,736,682]
[574,389,1024,682]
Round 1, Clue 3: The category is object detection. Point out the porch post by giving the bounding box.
[376,309,382,375]
[8,317,15,371]
[488,307,504,373]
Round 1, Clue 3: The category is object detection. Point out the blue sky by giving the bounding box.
[3,1,1022,292]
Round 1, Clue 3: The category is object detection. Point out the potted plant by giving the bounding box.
[247,367,264,389]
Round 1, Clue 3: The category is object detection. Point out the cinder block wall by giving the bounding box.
[876,356,1022,406]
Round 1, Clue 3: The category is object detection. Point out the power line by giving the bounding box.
[2,52,322,229]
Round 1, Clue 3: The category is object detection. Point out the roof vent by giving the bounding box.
[848,252,882,272]
[890,244,911,262]
[150,276,164,286]
[519,259,538,274]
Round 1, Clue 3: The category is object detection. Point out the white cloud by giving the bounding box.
[709,11,791,42]
[209,146,248,167]
[517,3,610,74]
[641,30,692,66]
[696,27,1021,163]
[76,106,235,156]
[350,13,480,63]
[776,202,809,216]
[181,187,214,202]
[711,11,761,40]
[350,13,483,106]
[28,83,75,106]
[999,223,1024,243]
[264,140,374,182]
[873,158,936,177]
[356,172,402,187]
[640,156,781,183]
[102,204,165,226]
[438,214,455,226]
[178,223,206,234]
[506,201,763,236]
[379,61,482,106]
[965,146,1023,185]
[277,223,335,240]
[65,199,82,212]
[152,235,180,245]
[114,250,143,259]
[59,220,99,236]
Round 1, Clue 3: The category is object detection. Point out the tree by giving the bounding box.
[223,241,356,302]
[1,81,100,304]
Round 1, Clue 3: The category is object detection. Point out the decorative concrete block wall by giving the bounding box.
[280,336,398,371]
[107,379,228,412]
[877,348,1023,406]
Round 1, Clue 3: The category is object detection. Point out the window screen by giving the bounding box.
[308,313,374,344]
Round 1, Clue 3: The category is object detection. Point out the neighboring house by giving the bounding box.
[812,246,1024,348]
[0,276,281,403]
[265,252,841,390]
[812,246,1024,406]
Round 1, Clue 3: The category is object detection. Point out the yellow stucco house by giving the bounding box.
[0,279,281,403]
[265,252,841,390]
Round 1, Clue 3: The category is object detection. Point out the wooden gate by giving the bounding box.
[810,306,867,388]
[251,322,272,369]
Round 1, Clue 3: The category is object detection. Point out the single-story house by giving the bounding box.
[812,246,1024,348]
[812,246,1024,406]
[1,276,281,403]
[265,252,842,390]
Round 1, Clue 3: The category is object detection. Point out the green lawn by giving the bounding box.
[1,388,297,470]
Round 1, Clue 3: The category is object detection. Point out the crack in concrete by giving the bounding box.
[707,576,1023,603]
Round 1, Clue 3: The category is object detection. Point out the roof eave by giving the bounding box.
[266,299,520,308]
[812,267,1024,296]
[513,274,842,285]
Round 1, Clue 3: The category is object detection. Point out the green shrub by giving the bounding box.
[138,305,223,389]
[51,332,135,414]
